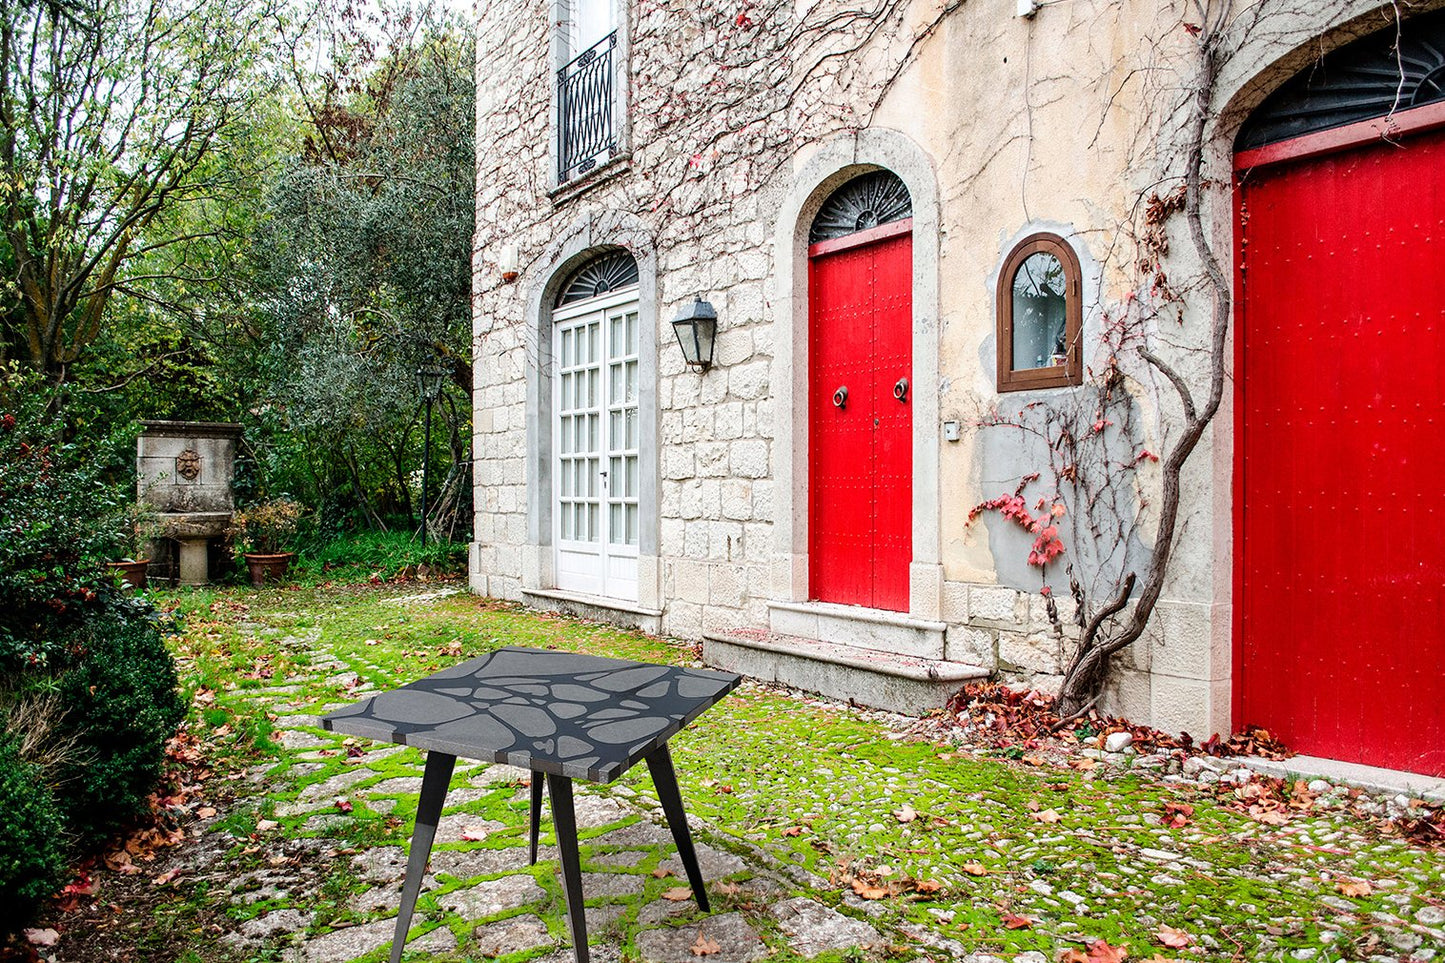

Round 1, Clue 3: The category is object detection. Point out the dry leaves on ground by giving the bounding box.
[690,932,721,956]
[1156,924,1192,948]
[662,887,694,901]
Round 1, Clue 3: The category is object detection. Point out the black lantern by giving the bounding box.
[671,298,717,372]
[416,363,447,402]
[415,362,448,546]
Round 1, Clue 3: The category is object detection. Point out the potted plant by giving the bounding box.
[105,500,159,591]
[228,498,303,587]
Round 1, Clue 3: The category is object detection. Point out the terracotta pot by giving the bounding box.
[244,552,295,588]
[107,559,150,591]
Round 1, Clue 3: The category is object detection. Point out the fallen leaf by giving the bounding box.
[1070,758,1099,771]
[1002,912,1034,929]
[1156,924,1191,948]
[962,862,988,876]
[1336,879,1372,897]
[914,879,943,895]
[716,881,741,895]
[1058,950,1090,963]
[651,867,674,879]
[662,887,694,901]
[152,868,181,886]
[256,819,279,832]
[1161,802,1193,828]
[893,804,918,824]
[460,825,491,841]
[1086,939,1128,963]
[1031,808,1063,824]
[690,932,721,956]
[335,798,353,814]
[24,928,60,947]
[196,806,217,819]
[782,826,806,837]
[850,878,890,900]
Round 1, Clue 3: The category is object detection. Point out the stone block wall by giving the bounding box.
[470,0,1383,738]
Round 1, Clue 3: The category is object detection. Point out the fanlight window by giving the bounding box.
[1237,8,1445,151]
[809,170,913,243]
[556,250,639,307]
[996,234,1082,392]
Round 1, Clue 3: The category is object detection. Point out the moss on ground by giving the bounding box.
[144,583,1445,963]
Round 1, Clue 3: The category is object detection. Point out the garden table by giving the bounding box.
[320,646,741,963]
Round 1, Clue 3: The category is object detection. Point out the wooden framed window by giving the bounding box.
[996,233,1083,392]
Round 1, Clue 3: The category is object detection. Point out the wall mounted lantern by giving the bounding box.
[671,298,717,372]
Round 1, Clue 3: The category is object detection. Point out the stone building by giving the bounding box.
[471,0,1445,776]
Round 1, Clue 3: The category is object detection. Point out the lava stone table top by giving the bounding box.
[320,647,741,783]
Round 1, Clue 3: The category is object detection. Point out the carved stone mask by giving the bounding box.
[176,448,202,482]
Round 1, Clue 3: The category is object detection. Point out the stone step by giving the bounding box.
[701,628,989,715]
[766,599,947,659]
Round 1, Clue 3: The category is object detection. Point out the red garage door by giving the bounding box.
[1236,109,1445,775]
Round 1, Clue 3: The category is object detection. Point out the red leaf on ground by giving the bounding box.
[690,932,720,956]
[1156,924,1191,948]
[1086,939,1129,963]
[1002,912,1034,929]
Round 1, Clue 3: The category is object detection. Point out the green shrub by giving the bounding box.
[0,735,67,928]
[293,529,466,582]
[0,371,131,669]
[53,612,187,845]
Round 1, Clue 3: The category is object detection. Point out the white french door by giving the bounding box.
[553,287,641,601]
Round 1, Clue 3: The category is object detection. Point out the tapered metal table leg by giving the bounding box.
[546,772,589,963]
[529,771,545,865]
[645,743,710,912]
[388,750,455,963]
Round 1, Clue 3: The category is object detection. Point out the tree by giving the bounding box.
[242,7,475,532]
[0,0,270,381]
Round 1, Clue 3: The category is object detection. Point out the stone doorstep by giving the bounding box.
[521,588,663,636]
[701,630,988,715]
[1237,754,1445,804]
[766,600,946,660]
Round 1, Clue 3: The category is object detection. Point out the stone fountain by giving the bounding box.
[137,421,241,586]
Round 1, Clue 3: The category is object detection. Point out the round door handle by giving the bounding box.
[832,386,848,409]
[893,377,909,402]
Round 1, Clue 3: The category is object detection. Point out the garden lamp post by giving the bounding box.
[415,363,448,546]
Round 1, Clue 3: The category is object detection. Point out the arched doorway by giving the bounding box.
[550,250,642,602]
[1234,10,1445,775]
[807,170,913,612]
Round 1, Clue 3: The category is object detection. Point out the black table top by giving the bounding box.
[319,646,741,783]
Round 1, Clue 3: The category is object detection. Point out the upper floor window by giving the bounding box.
[996,233,1082,392]
[557,0,619,184]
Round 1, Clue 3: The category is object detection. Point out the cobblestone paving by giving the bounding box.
[210,624,878,963]
[170,589,1445,963]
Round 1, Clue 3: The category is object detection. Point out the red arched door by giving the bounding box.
[1236,102,1445,775]
[808,220,912,612]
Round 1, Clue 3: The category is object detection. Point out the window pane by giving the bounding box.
[589,414,598,451]
[626,455,637,497]
[624,407,637,448]
[626,504,638,544]
[610,503,623,543]
[588,503,598,540]
[610,363,623,404]
[561,504,572,539]
[588,322,598,363]
[625,360,637,402]
[588,457,599,496]
[588,368,598,407]
[626,311,637,352]
[1011,251,1068,371]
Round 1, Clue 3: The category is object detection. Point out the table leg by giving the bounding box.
[529,771,545,865]
[545,772,590,963]
[388,750,455,963]
[645,744,710,912]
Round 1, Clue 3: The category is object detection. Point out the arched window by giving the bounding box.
[809,170,913,243]
[996,234,1082,392]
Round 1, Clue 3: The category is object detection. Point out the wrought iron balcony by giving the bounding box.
[557,31,618,183]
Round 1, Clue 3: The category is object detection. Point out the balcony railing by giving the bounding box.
[557,31,617,183]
